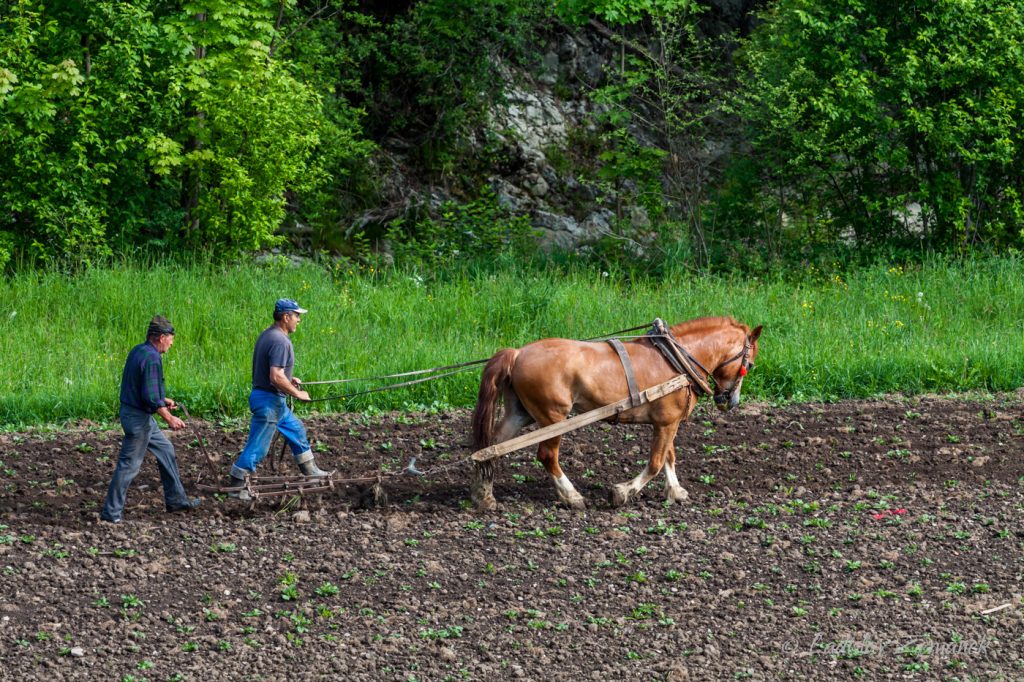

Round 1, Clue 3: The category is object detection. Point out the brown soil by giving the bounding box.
[1,394,1023,681]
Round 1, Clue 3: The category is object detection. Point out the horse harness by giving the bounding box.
[605,338,642,407]
[646,318,713,396]
[606,318,753,407]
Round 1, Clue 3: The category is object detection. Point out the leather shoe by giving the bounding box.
[166,497,201,513]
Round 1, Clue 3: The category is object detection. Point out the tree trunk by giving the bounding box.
[182,13,207,239]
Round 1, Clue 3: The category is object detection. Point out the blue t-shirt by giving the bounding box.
[252,326,295,394]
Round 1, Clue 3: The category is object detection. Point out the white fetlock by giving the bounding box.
[563,492,587,510]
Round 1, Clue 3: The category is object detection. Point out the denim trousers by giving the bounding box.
[230,389,311,478]
[101,405,190,521]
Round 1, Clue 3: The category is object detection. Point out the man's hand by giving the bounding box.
[295,389,311,402]
[164,398,177,409]
[291,377,303,388]
[158,406,185,430]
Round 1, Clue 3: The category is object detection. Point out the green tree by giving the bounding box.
[0,0,365,265]
[367,0,550,178]
[557,0,730,267]
[0,1,187,266]
[736,0,1024,253]
[168,0,323,252]
[265,0,377,251]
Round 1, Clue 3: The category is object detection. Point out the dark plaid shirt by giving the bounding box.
[119,341,167,413]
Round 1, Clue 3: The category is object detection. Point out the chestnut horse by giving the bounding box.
[470,317,762,510]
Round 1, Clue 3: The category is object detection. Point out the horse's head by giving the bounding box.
[711,324,762,412]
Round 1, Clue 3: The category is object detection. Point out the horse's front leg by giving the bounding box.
[610,422,679,507]
[537,435,587,510]
[662,440,689,504]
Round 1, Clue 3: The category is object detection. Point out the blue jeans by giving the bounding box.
[230,389,311,478]
[101,405,190,521]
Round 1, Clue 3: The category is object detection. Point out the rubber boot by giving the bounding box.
[296,450,330,478]
[225,472,251,501]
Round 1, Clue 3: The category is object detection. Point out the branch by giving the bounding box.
[586,19,688,79]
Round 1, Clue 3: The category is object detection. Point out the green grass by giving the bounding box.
[0,255,1022,425]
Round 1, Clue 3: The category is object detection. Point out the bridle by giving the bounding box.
[712,335,754,406]
[718,336,754,376]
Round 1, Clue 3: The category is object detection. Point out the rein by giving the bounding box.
[299,321,755,404]
[301,322,655,403]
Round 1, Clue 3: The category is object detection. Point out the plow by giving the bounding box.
[181,405,343,501]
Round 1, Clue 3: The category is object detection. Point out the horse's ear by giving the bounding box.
[749,325,763,342]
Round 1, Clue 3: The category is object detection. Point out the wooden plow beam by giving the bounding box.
[471,374,690,463]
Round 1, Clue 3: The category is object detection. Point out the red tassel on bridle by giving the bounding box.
[739,366,748,377]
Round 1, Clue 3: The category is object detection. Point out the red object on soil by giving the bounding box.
[871,508,909,520]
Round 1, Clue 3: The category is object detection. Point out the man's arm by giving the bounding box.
[270,366,310,401]
[141,353,184,429]
[156,405,185,430]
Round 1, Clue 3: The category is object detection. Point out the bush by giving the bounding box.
[381,189,537,273]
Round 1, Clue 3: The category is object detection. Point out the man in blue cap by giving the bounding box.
[101,315,201,522]
[226,299,329,497]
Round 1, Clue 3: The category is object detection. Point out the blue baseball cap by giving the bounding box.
[274,298,308,315]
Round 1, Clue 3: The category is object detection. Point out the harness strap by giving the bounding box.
[647,318,713,396]
[607,339,641,408]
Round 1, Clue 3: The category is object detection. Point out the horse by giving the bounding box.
[470,316,762,510]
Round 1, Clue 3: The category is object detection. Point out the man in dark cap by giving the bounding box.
[100,315,201,523]
[226,299,329,498]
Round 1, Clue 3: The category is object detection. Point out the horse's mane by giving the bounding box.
[669,316,746,337]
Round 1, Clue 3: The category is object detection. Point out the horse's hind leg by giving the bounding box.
[610,422,680,507]
[471,459,499,511]
[536,434,587,510]
[471,392,535,512]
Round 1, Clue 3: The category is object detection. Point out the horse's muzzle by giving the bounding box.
[714,390,740,412]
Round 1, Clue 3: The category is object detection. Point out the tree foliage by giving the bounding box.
[0,0,363,266]
[734,0,1024,254]
[3,0,1023,273]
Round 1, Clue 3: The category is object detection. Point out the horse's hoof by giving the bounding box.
[473,495,498,512]
[563,495,587,511]
[667,487,690,504]
[609,485,629,507]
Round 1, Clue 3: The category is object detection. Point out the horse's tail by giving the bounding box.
[471,348,519,449]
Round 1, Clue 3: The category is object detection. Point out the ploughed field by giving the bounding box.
[1,394,1023,681]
